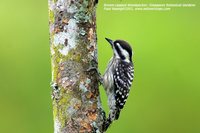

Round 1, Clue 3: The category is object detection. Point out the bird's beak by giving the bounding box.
[105,38,114,47]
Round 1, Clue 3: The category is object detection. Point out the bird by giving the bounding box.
[102,38,134,131]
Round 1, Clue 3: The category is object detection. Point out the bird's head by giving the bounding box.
[105,38,133,62]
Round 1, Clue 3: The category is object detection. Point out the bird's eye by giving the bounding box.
[114,44,126,60]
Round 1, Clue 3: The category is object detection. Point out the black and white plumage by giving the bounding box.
[102,38,134,130]
[114,60,134,109]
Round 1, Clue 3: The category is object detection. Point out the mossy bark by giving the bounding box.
[48,0,105,132]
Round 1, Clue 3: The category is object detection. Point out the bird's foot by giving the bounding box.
[86,67,103,85]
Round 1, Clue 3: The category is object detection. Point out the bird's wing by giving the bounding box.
[113,61,134,109]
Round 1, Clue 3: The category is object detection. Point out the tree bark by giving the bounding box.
[48,0,105,132]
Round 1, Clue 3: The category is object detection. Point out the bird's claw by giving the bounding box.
[86,67,103,85]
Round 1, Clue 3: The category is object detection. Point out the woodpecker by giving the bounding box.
[102,38,134,130]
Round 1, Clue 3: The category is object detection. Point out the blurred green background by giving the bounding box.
[0,0,200,133]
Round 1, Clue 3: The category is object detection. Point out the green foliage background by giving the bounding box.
[0,0,200,133]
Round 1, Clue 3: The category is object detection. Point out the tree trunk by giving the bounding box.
[48,0,105,132]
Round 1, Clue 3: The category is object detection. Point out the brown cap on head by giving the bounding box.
[114,40,132,56]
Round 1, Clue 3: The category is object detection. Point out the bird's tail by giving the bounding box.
[103,108,121,132]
